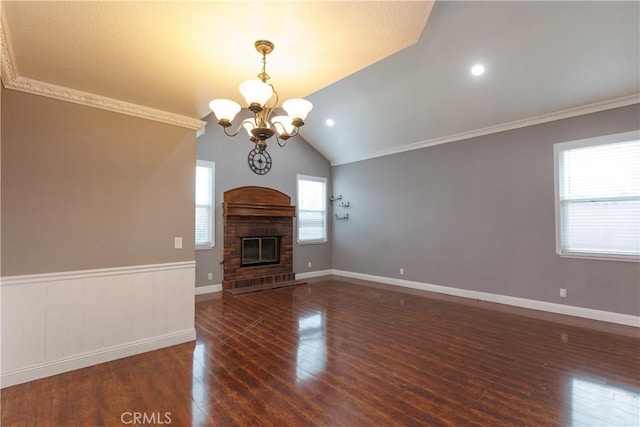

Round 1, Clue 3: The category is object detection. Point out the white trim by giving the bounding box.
[554,129,640,151]
[296,269,334,280]
[0,23,205,132]
[332,270,640,328]
[558,253,639,263]
[331,95,640,166]
[3,75,206,131]
[553,130,640,261]
[196,160,215,249]
[297,174,329,244]
[195,284,222,295]
[0,261,196,286]
[0,15,18,83]
[1,329,195,388]
[1,262,196,387]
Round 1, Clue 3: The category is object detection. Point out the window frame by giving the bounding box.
[195,160,215,250]
[297,174,328,245]
[553,130,640,262]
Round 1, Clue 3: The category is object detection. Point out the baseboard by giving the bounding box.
[195,284,222,295]
[332,270,640,328]
[296,269,334,280]
[1,329,195,388]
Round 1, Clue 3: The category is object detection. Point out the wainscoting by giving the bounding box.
[0,261,196,387]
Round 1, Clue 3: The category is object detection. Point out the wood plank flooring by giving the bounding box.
[2,278,639,426]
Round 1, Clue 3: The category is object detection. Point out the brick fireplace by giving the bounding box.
[222,186,296,290]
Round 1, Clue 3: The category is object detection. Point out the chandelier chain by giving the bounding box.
[259,50,269,83]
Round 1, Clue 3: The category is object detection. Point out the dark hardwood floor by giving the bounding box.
[2,278,639,426]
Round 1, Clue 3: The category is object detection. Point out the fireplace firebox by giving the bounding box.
[242,237,279,266]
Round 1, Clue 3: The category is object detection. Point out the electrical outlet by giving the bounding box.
[308,262,312,268]
[400,268,404,275]
[174,237,182,249]
[208,273,213,281]
[560,288,567,298]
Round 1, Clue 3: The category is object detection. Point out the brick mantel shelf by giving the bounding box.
[222,186,296,290]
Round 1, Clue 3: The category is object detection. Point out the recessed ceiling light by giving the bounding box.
[471,64,485,76]
[326,119,335,127]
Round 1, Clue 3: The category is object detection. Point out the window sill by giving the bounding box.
[196,245,214,251]
[558,252,639,263]
[297,240,328,246]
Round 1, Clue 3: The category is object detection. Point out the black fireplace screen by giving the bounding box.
[241,237,279,266]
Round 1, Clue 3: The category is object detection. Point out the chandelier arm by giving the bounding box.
[222,119,255,138]
[287,127,300,138]
[253,110,265,128]
[271,121,287,136]
[262,84,280,123]
[275,133,287,148]
[262,105,274,124]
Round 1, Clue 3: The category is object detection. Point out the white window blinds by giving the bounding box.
[556,132,640,260]
[297,175,327,243]
[195,160,215,248]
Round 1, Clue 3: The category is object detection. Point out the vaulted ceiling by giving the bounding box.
[0,1,432,130]
[2,1,638,166]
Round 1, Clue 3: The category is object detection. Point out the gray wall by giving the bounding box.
[196,112,332,288]
[332,105,640,316]
[1,87,196,276]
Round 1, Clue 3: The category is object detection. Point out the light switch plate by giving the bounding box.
[174,237,183,249]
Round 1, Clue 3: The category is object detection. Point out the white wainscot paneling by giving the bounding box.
[1,262,196,388]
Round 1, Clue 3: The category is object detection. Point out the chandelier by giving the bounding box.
[209,40,313,151]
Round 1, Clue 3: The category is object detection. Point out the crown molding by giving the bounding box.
[0,21,205,132]
[3,76,206,131]
[0,17,17,83]
[332,93,640,166]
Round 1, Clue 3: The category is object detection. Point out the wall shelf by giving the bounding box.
[332,194,350,220]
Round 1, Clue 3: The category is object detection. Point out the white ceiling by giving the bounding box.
[1,1,639,166]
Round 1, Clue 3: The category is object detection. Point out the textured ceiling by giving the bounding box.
[1,1,638,166]
[1,1,432,119]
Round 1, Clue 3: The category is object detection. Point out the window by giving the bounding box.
[195,160,215,249]
[297,175,327,244]
[554,131,640,260]
[571,377,640,426]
